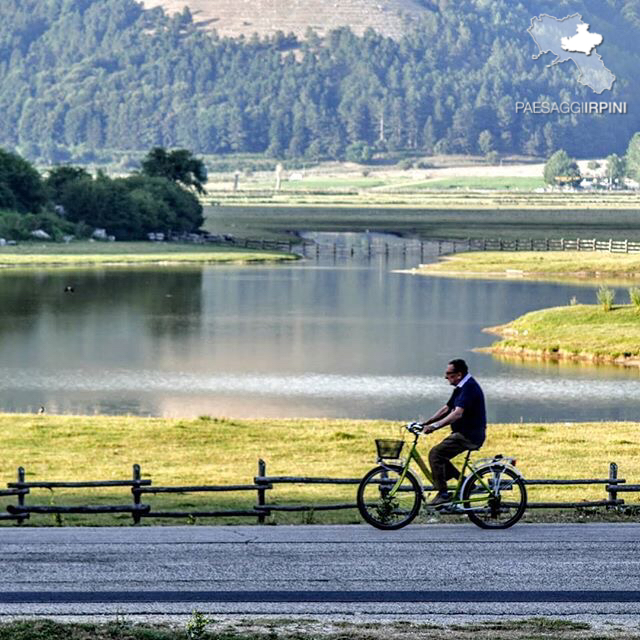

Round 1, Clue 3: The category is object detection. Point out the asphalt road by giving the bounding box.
[0,523,639,621]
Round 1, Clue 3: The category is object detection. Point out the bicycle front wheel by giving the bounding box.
[462,465,527,529]
[357,464,422,530]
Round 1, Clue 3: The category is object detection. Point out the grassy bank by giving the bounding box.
[483,304,640,365]
[416,251,640,280]
[0,242,296,267]
[0,617,621,640]
[0,414,637,526]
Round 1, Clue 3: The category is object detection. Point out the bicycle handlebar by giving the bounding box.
[406,421,425,435]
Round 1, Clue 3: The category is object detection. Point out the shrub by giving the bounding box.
[596,285,615,311]
[0,210,78,241]
[629,287,640,310]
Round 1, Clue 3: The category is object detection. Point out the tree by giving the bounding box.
[605,154,625,188]
[625,132,640,182]
[45,165,91,203]
[0,148,48,213]
[477,130,494,156]
[140,147,207,194]
[345,141,372,163]
[543,150,581,187]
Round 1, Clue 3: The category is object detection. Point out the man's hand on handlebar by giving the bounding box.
[407,421,438,435]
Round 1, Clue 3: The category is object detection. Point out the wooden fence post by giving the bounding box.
[132,464,142,525]
[560,238,565,251]
[16,466,26,525]
[257,459,267,524]
[608,462,618,506]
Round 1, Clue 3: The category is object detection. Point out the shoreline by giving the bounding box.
[476,343,640,368]
[413,252,640,282]
[0,245,298,268]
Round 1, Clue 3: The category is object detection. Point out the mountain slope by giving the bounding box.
[141,0,428,38]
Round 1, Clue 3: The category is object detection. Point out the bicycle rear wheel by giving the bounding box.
[462,465,527,529]
[357,464,422,530]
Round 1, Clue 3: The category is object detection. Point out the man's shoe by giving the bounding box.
[429,492,452,506]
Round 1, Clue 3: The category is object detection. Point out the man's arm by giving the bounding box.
[423,406,464,434]
[421,405,451,426]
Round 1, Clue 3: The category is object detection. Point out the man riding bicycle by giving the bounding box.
[419,359,486,506]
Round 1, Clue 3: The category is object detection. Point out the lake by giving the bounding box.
[0,241,638,423]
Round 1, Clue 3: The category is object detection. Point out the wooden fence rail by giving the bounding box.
[0,460,635,525]
[466,237,640,254]
[208,234,640,257]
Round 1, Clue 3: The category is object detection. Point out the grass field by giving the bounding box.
[0,242,296,266]
[416,251,640,280]
[204,190,640,209]
[396,176,546,191]
[483,304,640,365]
[0,414,636,526]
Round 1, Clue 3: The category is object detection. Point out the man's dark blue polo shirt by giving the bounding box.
[446,375,486,446]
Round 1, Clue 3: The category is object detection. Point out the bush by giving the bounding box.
[596,285,615,311]
[629,287,640,310]
[0,210,78,241]
[58,173,203,240]
[345,141,372,163]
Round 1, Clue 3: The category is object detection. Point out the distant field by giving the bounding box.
[405,176,546,190]
[204,189,640,209]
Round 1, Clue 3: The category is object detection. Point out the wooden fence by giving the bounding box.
[466,237,640,254]
[206,234,640,257]
[0,461,635,525]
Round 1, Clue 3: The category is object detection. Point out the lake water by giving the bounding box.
[0,244,639,423]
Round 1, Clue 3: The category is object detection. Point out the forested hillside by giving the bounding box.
[1,0,639,164]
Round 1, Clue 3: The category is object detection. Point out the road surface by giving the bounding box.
[0,523,638,622]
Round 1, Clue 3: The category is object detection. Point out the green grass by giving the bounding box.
[0,617,629,639]
[0,414,637,526]
[483,303,640,363]
[401,176,546,190]
[0,242,296,266]
[418,251,640,280]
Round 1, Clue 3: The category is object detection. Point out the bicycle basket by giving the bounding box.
[375,439,404,459]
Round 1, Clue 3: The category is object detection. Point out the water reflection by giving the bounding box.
[0,253,639,422]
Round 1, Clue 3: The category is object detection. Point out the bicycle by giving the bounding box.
[357,422,527,530]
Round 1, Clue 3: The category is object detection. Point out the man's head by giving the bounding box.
[445,358,468,386]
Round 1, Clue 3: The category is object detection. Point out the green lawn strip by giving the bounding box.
[0,414,637,525]
[483,304,640,364]
[393,177,546,191]
[417,251,640,279]
[0,242,295,266]
[0,617,626,639]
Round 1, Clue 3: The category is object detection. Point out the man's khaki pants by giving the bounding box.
[428,432,480,493]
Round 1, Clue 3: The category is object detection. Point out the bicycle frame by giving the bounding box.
[380,432,499,511]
